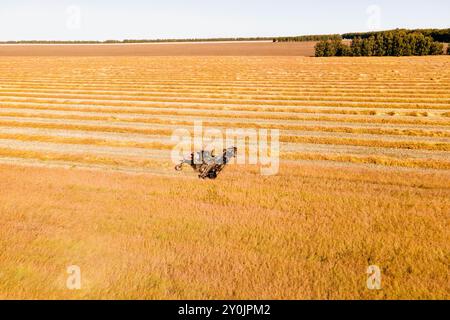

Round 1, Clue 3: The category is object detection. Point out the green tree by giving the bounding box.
[323,41,337,56]
[383,31,394,56]
[413,33,426,55]
[403,33,415,56]
[351,37,363,56]
[331,39,343,56]
[373,34,386,56]
[314,41,327,57]
[361,36,375,56]
[422,37,434,55]
[429,42,444,55]
[338,43,352,56]
[392,31,407,56]
[314,29,444,57]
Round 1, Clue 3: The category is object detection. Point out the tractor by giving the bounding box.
[175,147,237,179]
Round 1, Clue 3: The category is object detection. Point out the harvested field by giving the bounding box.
[0,56,449,170]
[0,54,449,299]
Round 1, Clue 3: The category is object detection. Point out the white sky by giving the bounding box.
[0,0,449,41]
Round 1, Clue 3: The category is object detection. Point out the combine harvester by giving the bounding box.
[175,147,237,179]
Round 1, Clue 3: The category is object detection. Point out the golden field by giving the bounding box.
[0,51,449,299]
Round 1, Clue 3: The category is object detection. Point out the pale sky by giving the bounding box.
[0,0,449,41]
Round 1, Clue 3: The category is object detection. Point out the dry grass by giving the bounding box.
[0,147,167,169]
[0,133,174,151]
[2,107,449,127]
[1,118,449,139]
[281,135,450,152]
[0,163,448,299]
[284,152,450,170]
[2,100,449,120]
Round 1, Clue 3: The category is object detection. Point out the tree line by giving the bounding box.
[0,37,275,44]
[1,35,343,44]
[1,28,448,48]
[274,35,342,42]
[343,28,450,43]
[274,28,450,44]
[315,30,445,57]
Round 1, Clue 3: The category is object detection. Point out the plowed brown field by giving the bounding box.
[0,41,316,56]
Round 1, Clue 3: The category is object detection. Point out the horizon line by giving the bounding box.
[1,27,449,43]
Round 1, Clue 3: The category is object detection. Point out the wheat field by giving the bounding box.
[0,54,449,299]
